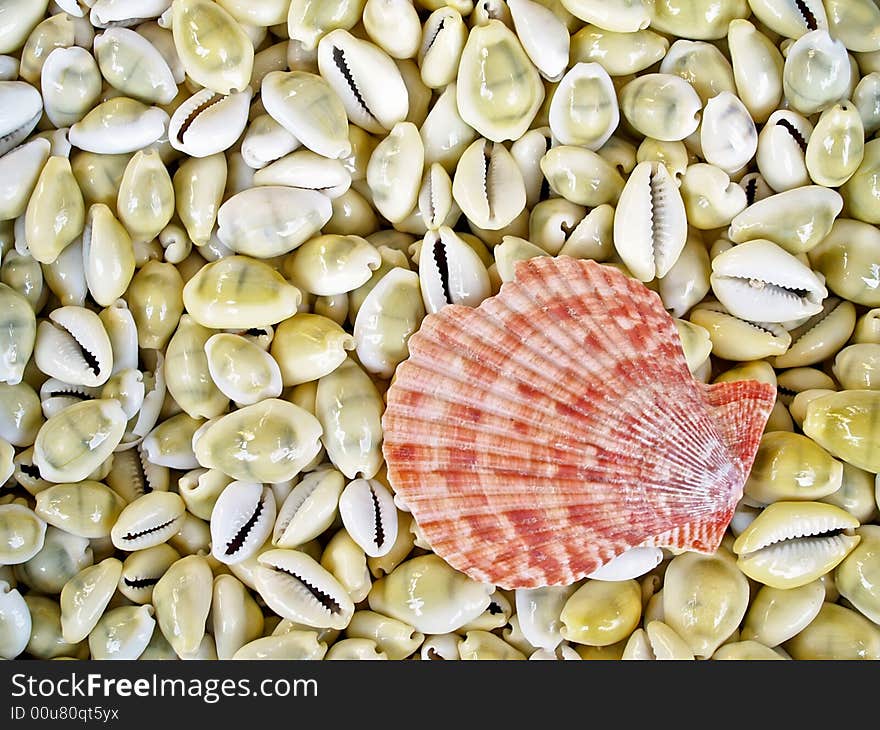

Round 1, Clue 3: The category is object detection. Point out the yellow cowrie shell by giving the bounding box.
[204,333,282,406]
[316,357,383,479]
[661,551,748,658]
[420,632,461,660]
[94,27,177,106]
[68,97,169,155]
[24,156,85,265]
[110,491,186,551]
[560,0,649,32]
[177,468,230,521]
[286,235,381,297]
[233,629,327,660]
[0,283,36,386]
[689,300,791,361]
[824,0,880,52]
[125,260,184,350]
[744,432,843,505]
[82,204,135,308]
[494,237,549,284]
[570,25,668,76]
[363,0,421,60]
[0,381,42,446]
[821,463,877,525]
[173,153,226,246]
[271,314,355,387]
[540,145,624,207]
[650,0,748,39]
[0,138,50,222]
[323,187,380,237]
[0,0,49,54]
[89,604,156,660]
[746,0,826,39]
[714,359,776,389]
[354,268,424,379]
[158,222,192,266]
[261,71,351,161]
[515,585,577,650]
[806,102,864,188]
[347,610,424,659]
[194,399,322,483]
[452,138,526,231]
[366,122,423,224]
[0,437,12,484]
[455,20,544,143]
[34,399,127,483]
[619,73,702,142]
[183,255,302,330]
[549,63,617,150]
[24,594,87,660]
[672,319,711,374]
[727,20,784,124]
[841,139,880,226]
[418,7,467,89]
[1,250,46,312]
[419,83,478,174]
[164,316,228,419]
[0,580,29,659]
[833,344,880,390]
[153,554,213,657]
[789,388,836,429]
[803,390,880,472]
[116,148,174,244]
[775,368,836,406]
[59,556,122,643]
[459,630,526,660]
[287,0,365,51]
[809,219,880,307]
[784,602,880,660]
[19,13,75,86]
[35,481,125,539]
[70,151,130,210]
[659,40,737,106]
[319,528,372,603]
[118,543,180,605]
[254,150,351,199]
[171,0,253,94]
[733,501,860,589]
[273,467,344,548]
[700,92,758,175]
[214,0,288,26]
[834,525,880,624]
[0,503,46,564]
[853,309,880,345]
[680,164,748,233]
[613,161,687,282]
[326,637,386,660]
[240,113,301,171]
[560,579,641,647]
[771,298,856,369]
[255,548,354,629]
[16,523,92,594]
[637,622,695,660]
[783,29,851,116]
[853,74,880,137]
[212,573,264,660]
[712,640,787,660]
[741,580,824,647]
[368,554,493,634]
[506,0,569,83]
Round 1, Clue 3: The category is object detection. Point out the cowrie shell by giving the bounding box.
[169,87,253,158]
[210,482,276,566]
[274,468,346,548]
[110,491,186,551]
[338,478,398,558]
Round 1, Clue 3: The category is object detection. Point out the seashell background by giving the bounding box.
[0,0,879,661]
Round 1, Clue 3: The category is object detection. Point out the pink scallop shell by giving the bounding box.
[382,257,776,589]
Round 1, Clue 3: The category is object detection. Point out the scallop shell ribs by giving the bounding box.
[382,257,776,589]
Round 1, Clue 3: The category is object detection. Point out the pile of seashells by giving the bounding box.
[1,0,880,661]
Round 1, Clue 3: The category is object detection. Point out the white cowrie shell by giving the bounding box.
[40,46,102,129]
[549,62,618,150]
[88,604,156,660]
[105,442,168,502]
[507,0,570,82]
[363,0,421,60]
[452,138,527,231]
[739,173,774,206]
[210,482,276,566]
[255,548,355,630]
[727,19,784,124]
[659,40,737,105]
[619,74,702,142]
[59,556,122,643]
[35,306,113,388]
[110,491,186,551]
[240,114,301,170]
[254,150,351,199]
[261,70,352,160]
[510,128,551,210]
[613,161,687,282]
[317,29,409,135]
[169,87,253,158]
[679,163,748,230]
[273,468,346,548]
[286,234,382,297]
[514,585,576,651]
[216,186,332,259]
[540,145,624,207]
[91,0,172,27]
[82,203,135,308]
[418,7,467,90]
[756,110,812,192]
[0,138,50,223]
[338,478,399,558]
[204,333,282,406]
[560,0,649,32]
[117,543,180,604]
[93,27,177,105]
[0,81,42,157]
[0,580,30,659]
[746,0,827,39]
[418,227,492,314]
[68,98,169,155]
[366,121,424,224]
[700,92,758,175]
[417,163,459,231]
[0,504,47,565]
[0,283,36,386]
[783,29,851,116]
[587,546,664,581]
[710,239,827,323]
[419,83,478,173]
[658,229,712,318]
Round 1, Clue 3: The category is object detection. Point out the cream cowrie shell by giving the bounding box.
[93,26,177,105]
[117,543,180,605]
[240,114,301,171]
[619,74,702,142]
[0,81,42,157]
[560,0,649,32]
[700,92,757,175]
[756,110,812,192]
[68,97,168,155]
[152,554,213,657]
[0,504,46,565]
[452,138,527,232]
[59,557,122,644]
[549,62,618,150]
[254,150,351,199]
[418,227,492,314]
[363,0,421,60]
[746,0,827,39]
[570,26,668,76]
[286,234,381,297]
[540,145,624,207]
[204,333,282,406]
[783,29,851,116]
[679,163,748,231]
[658,230,712,318]
[0,137,50,222]
[273,468,346,548]
[40,46,102,129]
[110,491,186,552]
[35,306,113,389]
[366,121,424,225]
[338,478,398,558]
[805,102,865,188]
[210,482,276,566]
[507,0,570,82]
[0,283,36,385]
[0,580,30,659]
[710,239,827,323]
[659,40,737,105]
[587,546,664,581]
[418,8,466,90]
[169,87,253,159]
[419,83,478,173]
[286,0,365,52]
[727,19,784,124]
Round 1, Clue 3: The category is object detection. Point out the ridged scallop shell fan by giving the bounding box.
[382,257,776,589]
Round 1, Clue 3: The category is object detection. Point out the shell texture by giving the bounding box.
[382,257,776,589]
